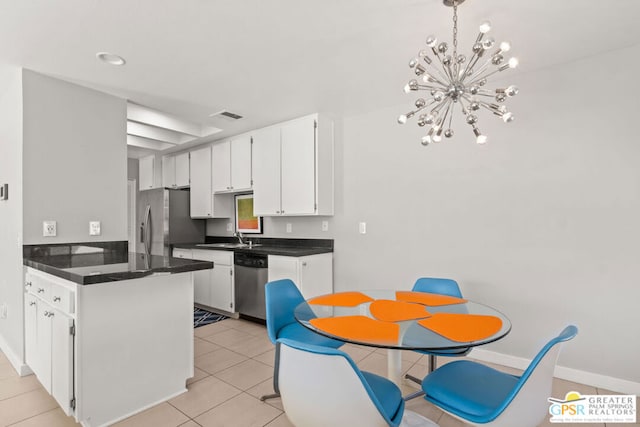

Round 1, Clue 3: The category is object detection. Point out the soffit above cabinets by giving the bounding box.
[126,102,222,157]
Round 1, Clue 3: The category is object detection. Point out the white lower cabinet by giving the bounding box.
[25,266,194,427]
[24,271,75,415]
[267,253,333,298]
[177,249,235,313]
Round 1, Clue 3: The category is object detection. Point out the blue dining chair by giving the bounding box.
[421,325,578,427]
[277,338,406,427]
[259,279,344,401]
[404,277,471,389]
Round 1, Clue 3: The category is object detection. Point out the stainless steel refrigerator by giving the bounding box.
[137,188,205,257]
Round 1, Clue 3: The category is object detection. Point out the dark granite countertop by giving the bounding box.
[23,242,213,285]
[174,237,334,257]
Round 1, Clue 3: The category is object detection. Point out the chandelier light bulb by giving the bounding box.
[482,37,495,50]
[479,21,492,33]
[409,58,419,68]
[499,41,511,52]
[426,35,438,48]
[421,135,431,146]
[403,84,411,94]
[397,114,408,124]
[432,132,442,143]
[506,85,519,97]
[502,112,514,123]
[476,134,488,144]
[508,57,519,68]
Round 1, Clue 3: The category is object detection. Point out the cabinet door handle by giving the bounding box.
[37,288,45,293]
[301,262,307,267]
[53,296,61,302]
[25,281,32,288]
[29,301,36,306]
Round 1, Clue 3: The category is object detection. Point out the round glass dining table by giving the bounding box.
[294,289,511,386]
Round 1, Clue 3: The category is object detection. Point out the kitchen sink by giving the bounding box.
[195,243,261,249]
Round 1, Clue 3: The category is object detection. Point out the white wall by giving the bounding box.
[0,66,24,369]
[22,70,127,244]
[0,70,128,373]
[335,45,640,387]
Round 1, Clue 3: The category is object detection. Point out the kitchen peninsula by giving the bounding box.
[23,242,212,427]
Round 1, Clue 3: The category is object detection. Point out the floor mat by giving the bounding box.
[194,307,227,328]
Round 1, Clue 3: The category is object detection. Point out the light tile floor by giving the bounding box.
[0,318,637,427]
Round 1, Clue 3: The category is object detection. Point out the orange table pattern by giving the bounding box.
[308,291,502,344]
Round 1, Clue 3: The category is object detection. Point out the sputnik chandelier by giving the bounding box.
[398,0,519,146]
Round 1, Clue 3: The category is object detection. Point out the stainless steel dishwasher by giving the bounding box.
[234,252,268,321]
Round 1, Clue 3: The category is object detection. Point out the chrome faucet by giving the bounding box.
[234,231,245,245]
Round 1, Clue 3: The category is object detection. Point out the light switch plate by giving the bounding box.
[226,222,233,232]
[321,221,329,232]
[89,221,101,236]
[286,223,292,233]
[43,221,57,237]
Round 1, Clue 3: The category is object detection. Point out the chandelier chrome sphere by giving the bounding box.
[398,0,519,146]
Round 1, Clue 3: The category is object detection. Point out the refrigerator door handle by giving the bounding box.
[143,204,152,256]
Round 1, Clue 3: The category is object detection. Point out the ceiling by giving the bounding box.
[2,0,640,157]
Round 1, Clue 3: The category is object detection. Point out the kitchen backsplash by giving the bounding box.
[206,216,335,239]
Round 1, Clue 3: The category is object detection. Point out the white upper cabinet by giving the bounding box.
[190,145,231,218]
[162,152,190,188]
[253,114,334,216]
[252,126,281,215]
[212,135,252,193]
[139,155,156,191]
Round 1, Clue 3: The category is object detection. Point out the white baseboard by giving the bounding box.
[470,348,640,395]
[0,334,32,377]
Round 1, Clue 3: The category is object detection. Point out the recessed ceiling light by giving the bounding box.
[96,52,126,66]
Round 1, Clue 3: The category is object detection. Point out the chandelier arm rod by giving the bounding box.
[431,48,455,82]
[462,95,507,117]
[432,98,451,114]
[467,66,508,85]
[440,101,453,131]
[459,51,483,82]
[423,71,450,87]
[419,84,448,93]
[463,57,493,83]
[470,92,499,99]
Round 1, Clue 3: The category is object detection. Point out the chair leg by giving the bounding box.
[403,389,426,401]
[404,373,423,386]
[404,355,437,386]
[259,342,281,402]
[259,392,280,401]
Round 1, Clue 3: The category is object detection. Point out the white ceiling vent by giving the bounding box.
[209,110,243,121]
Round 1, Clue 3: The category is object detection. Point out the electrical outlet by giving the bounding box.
[226,222,233,232]
[359,222,367,234]
[43,221,57,237]
[286,223,292,233]
[321,221,329,232]
[89,221,101,236]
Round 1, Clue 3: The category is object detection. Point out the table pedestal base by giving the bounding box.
[387,349,403,386]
